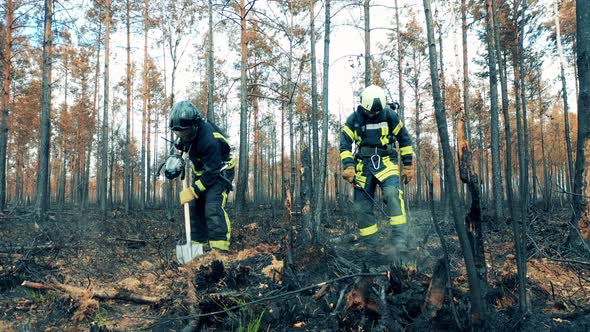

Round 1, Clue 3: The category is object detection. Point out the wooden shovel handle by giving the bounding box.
[182,153,191,245]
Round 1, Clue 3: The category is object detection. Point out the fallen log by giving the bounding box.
[21,280,161,305]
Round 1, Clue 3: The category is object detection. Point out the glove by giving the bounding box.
[401,166,414,184]
[342,166,356,184]
[179,187,198,205]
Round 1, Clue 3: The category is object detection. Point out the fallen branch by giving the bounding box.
[21,280,161,305]
[313,284,331,301]
[526,233,590,266]
[552,189,590,199]
[114,237,149,244]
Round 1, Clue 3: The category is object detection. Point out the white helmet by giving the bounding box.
[360,85,386,118]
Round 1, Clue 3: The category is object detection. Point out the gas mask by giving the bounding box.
[173,124,197,144]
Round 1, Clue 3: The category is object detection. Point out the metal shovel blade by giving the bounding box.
[176,242,203,265]
[176,160,204,265]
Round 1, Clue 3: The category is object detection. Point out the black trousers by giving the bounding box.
[189,170,234,251]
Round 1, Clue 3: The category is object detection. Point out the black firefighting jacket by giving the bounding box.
[340,107,413,185]
[177,120,235,196]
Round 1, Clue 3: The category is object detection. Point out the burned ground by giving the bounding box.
[0,204,589,331]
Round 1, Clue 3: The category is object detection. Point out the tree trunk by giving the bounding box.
[36,0,53,219]
[531,118,537,202]
[281,79,286,203]
[493,0,513,216]
[485,0,503,222]
[0,0,13,211]
[413,51,422,203]
[395,0,404,122]
[422,0,485,325]
[88,18,102,208]
[459,113,486,278]
[554,0,575,194]
[109,127,114,206]
[437,10,446,112]
[58,51,70,209]
[141,0,149,209]
[541,114,550,208]
[461,0,471,146]
[301,144,312,245]
[310,0,321,243]
[364,0,371,86]
[207,0,215,123]
[151,113,157,205]
[124,0,132,213]
[315,0,330,244]
[57,155,66,208]
[288,43,296,206]
[438,138,444,199]
[571,0,590,246]
[236,0,250,212]
[520,0,530,205]
[101,0,111,215]
[512,0,529,314]
[252,85,259,204]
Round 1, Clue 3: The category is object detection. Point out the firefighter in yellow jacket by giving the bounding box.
[340,85,414,248]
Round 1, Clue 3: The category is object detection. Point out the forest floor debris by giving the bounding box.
[0,205,589,331]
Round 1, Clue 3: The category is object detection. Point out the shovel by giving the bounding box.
[176,155,203,264]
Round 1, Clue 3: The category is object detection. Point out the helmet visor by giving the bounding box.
[170,118,195,131]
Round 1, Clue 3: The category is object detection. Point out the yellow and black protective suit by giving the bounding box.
[340,106,413,245]
[177,120,235,251]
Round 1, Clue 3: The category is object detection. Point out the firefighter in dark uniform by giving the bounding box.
[340,85,414,248]
[170,101,235,253]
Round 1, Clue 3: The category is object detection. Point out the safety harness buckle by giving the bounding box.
[370,147,381,170]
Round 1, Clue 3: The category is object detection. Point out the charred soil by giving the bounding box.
[0,204,589,331]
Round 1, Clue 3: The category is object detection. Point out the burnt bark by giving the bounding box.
[422,0,485,325]
[571,0,590,247]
